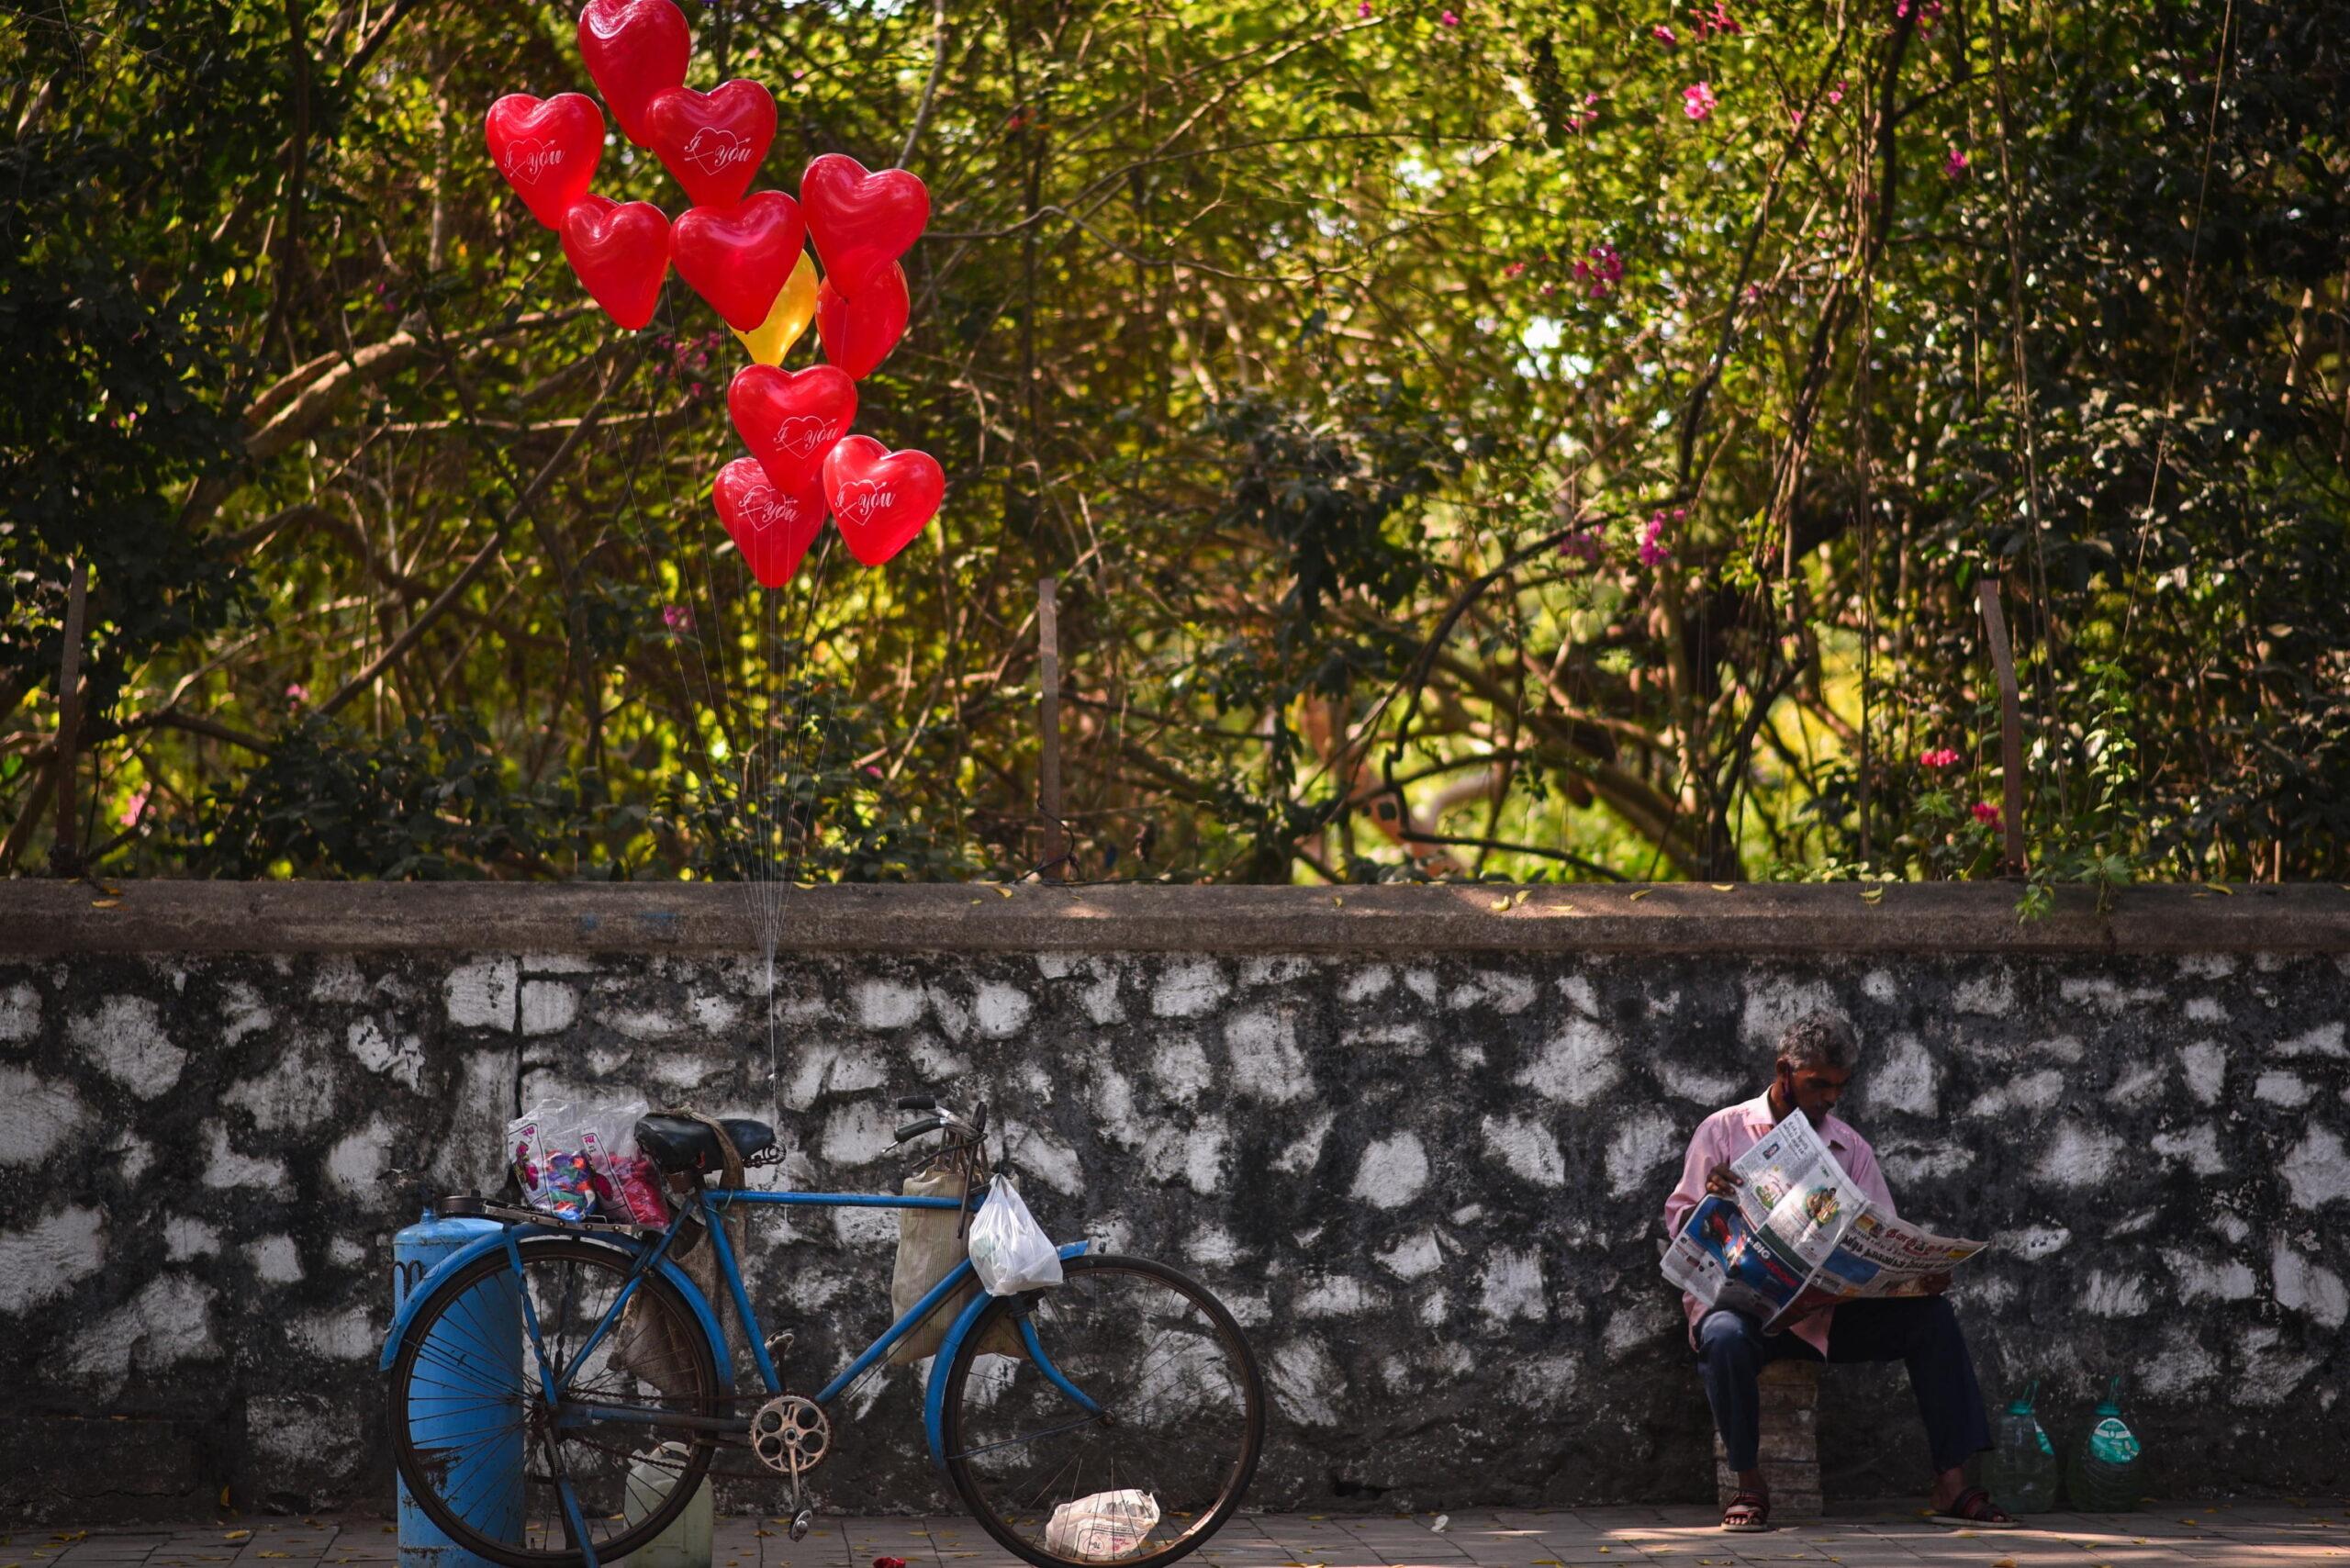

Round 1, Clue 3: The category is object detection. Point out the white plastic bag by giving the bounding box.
[967,1175,1064,1295]
[1044,1490,1160,1562]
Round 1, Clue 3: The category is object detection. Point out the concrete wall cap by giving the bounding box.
[4,880,2344,957]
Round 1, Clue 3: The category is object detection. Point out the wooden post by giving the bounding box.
[1976,577,2028,875]
[1037,577,1066,879]
[50,560,88,879]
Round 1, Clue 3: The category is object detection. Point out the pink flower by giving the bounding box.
[285,683,309,704]
[1682,81,1717,121]
[119,787,150,828]
[1920,747,1963,769]
[1439,8,1460,25]
[1692,3,1740,35]
[1358,0,1372,13]
[1557,528,1605,568]
[1942,146,1969,179]
[1788,107,1807,131]
[1652,22,1678,43]
[1970,801,2001,824]
[1827,80,1847,105]
[1639,510,1674,567]
[662,604,695,632]
[1572,241,1625,298]
[1503,261,1527,280]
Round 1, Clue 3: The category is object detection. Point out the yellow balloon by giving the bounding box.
[732,252,819,366]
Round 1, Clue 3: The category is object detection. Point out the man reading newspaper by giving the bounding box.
[1661,1014,2013,1534]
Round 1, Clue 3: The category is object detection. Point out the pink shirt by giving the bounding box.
[1662,1092,1898,1358]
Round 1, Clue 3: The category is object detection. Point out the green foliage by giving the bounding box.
[4,0,2347,888]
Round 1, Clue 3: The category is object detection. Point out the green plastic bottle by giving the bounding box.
[1983,1380,2059,1513]
[2067,1376,2143,1512]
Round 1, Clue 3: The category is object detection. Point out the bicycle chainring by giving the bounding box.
[749,1394,832,1478]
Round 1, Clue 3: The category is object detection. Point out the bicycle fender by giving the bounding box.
[375,1224,735,1393]
[921,1240,1093,1472]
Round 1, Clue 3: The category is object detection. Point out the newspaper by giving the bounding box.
[1660,1110,1986,1332]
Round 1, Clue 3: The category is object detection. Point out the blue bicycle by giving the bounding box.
[383,1096,1265,1568]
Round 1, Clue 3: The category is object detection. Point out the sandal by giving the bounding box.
[1929,1487,2018,1529]
[1721,1490,1771,1532]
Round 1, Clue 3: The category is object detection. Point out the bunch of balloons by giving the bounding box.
[484,0,945,588]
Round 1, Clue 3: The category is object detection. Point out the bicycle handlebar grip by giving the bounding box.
[895,1116,943,1143]
[971,1101,989,1137]
[895,1094,937,1111]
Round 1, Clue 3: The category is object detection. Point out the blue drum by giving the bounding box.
[394,1203,523,1568]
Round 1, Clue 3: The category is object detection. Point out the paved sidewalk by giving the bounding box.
[6,1506,2346,1568]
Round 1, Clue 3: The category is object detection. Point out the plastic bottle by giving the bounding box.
[622,1440,714,1568]
[1982,1380,2059,1514]
[2067,1376,2144,1512]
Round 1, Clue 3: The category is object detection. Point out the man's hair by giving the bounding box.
[1775,1011,1861,1072]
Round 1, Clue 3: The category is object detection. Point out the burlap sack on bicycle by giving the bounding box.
[888,1157,1024,1365]
[612,1110,747,1397]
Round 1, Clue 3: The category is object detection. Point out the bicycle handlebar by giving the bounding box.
[890,1097,991,1150]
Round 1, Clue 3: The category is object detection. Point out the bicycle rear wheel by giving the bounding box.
[388,1235,723,1568]
[941,1253,1264,1568]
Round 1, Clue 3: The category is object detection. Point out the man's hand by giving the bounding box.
[1918,1271,1953,1295]
[1703,1161,1743,1199]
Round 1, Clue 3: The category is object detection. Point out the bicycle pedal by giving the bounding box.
[788,1508,814,1541]
[765,1328,795,1373]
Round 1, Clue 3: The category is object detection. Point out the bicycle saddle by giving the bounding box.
[634,1114,778,1175]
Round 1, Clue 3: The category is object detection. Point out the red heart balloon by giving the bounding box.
[800,154,929,298]
[576,0,689,148]
[671,191,805,332]
[484,93,603,230]
[729,364,856,493]
[561,196,671,330]
[815,263,909,380]
[822,436,944,566]
[646,81,776,209]
[713,458,827,588]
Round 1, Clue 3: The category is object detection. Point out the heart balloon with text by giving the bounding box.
[800,153,929,298]
[561,196,672,330]
[822,436,944,566]
[484,93,603,230]
[576,0,690,148]
[728,364,857,493]
[814,263,908,380]
[673,191,805,331]
[646,80,776,209]
[713,457,827,588]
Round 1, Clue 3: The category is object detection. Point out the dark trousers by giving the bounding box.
[1696,1297,1992,1475]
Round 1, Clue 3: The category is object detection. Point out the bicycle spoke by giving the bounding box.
[945,1256,1262,1568]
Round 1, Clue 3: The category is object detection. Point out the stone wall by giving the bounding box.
[2,883,2346,1523]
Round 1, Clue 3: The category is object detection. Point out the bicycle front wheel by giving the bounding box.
[941,1252,1265,1568]
[388,1235,723,1568]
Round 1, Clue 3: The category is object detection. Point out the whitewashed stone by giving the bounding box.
[1350,1133,1429,1210]
[0,1066,84,1167]
[1605,1110,1680,1197]
[2280,1125,2350,1210]
[443,958,517,1028]
[0,1205,105,1313]
[1478,1114,1565,1187]
[1152,959,1227,1018]
[71,996,185,1100]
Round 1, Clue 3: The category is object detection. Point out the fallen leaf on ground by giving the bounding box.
[224,1534,252,1544]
